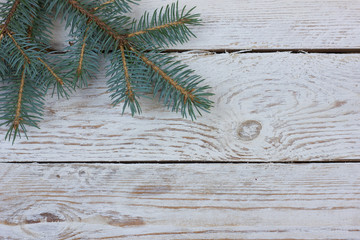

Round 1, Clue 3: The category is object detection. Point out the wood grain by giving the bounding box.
[48,0,360,50]
[1,52,360,162]
[0,163,359,239]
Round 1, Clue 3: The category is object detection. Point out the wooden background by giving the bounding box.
[1,0,360,239]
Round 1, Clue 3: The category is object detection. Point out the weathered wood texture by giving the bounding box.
[49,0,360,50]
[1,53,359,161]
[0,163,359,239]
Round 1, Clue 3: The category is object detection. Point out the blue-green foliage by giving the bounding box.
[0,0,72,142]
[107,47,152,115]
[129,2,201,48]
[64,24,102,88]
[0,66,46,143]
[144,50,212,119]
[1,0,213,142]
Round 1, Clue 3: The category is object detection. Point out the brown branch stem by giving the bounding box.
[77,25,90,76]
[120,44,134,100]
[13,63,26,130]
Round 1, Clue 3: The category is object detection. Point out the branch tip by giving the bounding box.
[127,18,190,38]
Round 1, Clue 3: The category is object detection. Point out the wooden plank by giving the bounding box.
[1,52,360,162]
[49,0,360,50]
[0,163,359,239]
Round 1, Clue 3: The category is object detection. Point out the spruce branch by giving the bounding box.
[128,2,200,48]
[0,0,72,142]
[128,45,195,102]
[1,0,214,142]
[128,18,190,38]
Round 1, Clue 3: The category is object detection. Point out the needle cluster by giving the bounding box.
[0,0,213,142]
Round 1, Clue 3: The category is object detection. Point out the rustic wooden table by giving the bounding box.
[1,0,360,239]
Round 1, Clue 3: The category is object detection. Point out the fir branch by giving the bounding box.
[128,18,189,38]
[1,0,213,142]
[7,32,30,64]
[128,45,195,102]
[13,63,26,130]
[128,2,200,48]
[37,57,64,85]
[120,44,134,101]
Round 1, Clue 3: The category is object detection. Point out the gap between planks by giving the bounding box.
[165,49,360,54]
[41,48,360,55]
[5,160,360,164]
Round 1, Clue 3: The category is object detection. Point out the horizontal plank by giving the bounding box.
[0,163,359,239]
[49,0,360,50]
[1,52,360,161]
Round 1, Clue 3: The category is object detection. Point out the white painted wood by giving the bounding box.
[0,163,359,239]
[0,52,359,161]
[49,0,360,50]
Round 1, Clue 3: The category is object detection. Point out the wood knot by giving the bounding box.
[237,120,262,141]
[24,212,65,224]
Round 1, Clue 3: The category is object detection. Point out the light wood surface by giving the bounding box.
[49,0,360,50]
[1,52,359,161]
[1,1,359,239]
[0,163,359,239]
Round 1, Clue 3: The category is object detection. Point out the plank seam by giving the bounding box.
[4,160,360,164]
[47,48,360,55]
[165,49,360,54]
